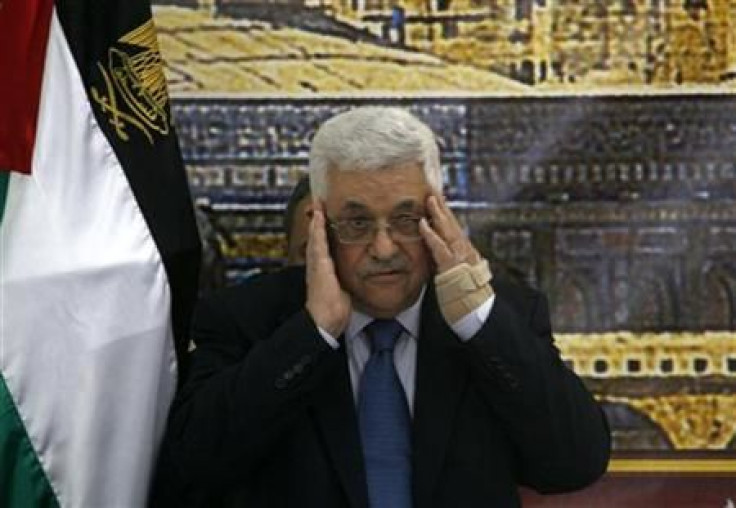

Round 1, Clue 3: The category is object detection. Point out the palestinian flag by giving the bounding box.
[0,0,201,506]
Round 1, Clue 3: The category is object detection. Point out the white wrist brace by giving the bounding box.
[435,259,494,325]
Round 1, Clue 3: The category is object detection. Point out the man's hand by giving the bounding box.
[419,194,481,274]
[305,201,351,338]
[420,194,492,326]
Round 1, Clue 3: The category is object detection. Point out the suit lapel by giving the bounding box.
[412,289,469,508]
[311,346,370,508]
[282,267,368,508]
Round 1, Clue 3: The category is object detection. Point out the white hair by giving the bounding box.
[308,107,442,199]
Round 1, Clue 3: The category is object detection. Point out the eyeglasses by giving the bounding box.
[327,215,425,244]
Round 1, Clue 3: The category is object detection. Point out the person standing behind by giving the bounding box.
[151,106,610,507]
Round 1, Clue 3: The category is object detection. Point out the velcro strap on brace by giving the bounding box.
[435,259,494,325]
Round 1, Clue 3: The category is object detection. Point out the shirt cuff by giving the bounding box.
[317,326,341,349]
[451,293,496,342]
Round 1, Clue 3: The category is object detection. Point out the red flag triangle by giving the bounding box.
[0,0,54,174]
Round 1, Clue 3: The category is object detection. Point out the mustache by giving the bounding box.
[358,257,409,277]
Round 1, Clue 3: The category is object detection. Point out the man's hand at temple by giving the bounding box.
[305,200,351,338]
[420,194,493,326]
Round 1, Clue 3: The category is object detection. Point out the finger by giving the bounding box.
[306,205,330,270]
[435,199,481,263]
[425,197,482,269]
[425,196,463,254]
[304,201,315,221]
[419,217,455,271]
[426,194,463,243]
[436,195,464,232]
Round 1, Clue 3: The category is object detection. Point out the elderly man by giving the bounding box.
[152,107,610,508]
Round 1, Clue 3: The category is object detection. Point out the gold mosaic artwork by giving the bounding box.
[154,2,736,94]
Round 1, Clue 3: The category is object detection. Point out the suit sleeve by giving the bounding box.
[465,288,611,493]
[150,285,342,505]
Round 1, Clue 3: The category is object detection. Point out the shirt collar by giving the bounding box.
[345,285,426,342]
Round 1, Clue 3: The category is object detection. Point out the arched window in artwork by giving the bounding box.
[628,271,675,331]
[551,275,590,332]
[701,266,735,330]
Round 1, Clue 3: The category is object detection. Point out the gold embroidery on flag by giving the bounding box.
[91,18,171,144]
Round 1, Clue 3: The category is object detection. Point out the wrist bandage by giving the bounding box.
[435,259,494,325]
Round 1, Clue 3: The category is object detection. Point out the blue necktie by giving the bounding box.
[358,319,412,508]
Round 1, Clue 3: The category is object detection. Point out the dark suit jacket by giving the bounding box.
[151,266,610,507]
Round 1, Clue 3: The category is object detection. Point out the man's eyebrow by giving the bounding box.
[339,199,422,214]
[392,199,422,212]
[340,201,370,214]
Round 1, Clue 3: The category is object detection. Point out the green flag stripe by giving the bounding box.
[0,172,9,224]
[0,374,59,508]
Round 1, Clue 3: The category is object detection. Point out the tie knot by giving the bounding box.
[366,319,404,353]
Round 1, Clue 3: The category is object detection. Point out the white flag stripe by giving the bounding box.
[0,9,177,508]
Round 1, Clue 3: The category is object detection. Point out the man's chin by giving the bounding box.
[358,305,404,319]
[353,287,417,318]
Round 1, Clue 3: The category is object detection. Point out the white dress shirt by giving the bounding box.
[318,286,495,414]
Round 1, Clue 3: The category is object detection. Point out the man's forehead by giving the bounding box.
[324,165,433,210]
[326,163,427,186]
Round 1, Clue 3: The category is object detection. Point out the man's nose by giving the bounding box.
[369,225,399,259]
